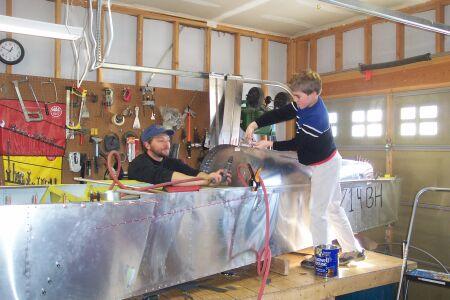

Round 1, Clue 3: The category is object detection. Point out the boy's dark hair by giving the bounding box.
[289,70,322,95]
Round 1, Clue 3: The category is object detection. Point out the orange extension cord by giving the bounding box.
[237,163,272,300]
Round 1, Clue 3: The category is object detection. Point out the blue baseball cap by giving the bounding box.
[141,125,175,143]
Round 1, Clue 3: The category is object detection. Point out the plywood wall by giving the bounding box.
[0,73,209,184]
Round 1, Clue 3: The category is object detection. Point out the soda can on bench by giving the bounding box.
[315,244,339,278]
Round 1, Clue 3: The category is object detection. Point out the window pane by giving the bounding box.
[367,123,382,137]
[419,122,437,136]
[401,123,416,136]
[352,110,365,123]
[331,125,337,137]
[401,107,416,120]
[329,112,337,124]
[352,124,365,137]
[419,105,437,119]
[367,109,382,122]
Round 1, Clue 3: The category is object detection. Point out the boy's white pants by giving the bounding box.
[310,151,363,253]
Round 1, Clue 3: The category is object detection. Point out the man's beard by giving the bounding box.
[152,148,169,158]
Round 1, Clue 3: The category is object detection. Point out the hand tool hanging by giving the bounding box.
[140,86,155,118]
[40,79,59,116]
[123,131,137,162]
[101,88,114,118]
[12,77,44,122]
[185,106,192,159]
[133,106,141,129]
[65,86,87,131]
[89,128,102,174]
[122,87,131,102]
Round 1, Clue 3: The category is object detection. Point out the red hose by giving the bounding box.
[106,150,207,192]
[236,163,272,300]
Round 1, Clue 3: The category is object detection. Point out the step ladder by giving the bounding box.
[396,187,450,300]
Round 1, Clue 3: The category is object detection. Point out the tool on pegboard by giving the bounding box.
[123,131,138,162]
[184,106,195,159]
[133,106,141,129]
[112,106,133,127]
[89,128,102,174]
[65,86,87,131]
[12,77,44,122]
[140,86,155,118]
[122,87,132,102]
[40,79,59,115]
[102,88,114,117]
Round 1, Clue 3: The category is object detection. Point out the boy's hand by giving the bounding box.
[245,121,258,143]
[253,140,273,150]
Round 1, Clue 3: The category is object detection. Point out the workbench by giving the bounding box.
[143,250,414,300]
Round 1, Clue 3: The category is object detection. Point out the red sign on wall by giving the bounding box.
[0,99,66,156]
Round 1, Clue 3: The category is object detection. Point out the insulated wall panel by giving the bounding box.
[405,10,436,58]
[268,41,287,141]
[142,19,173,88]
[240,36,261,100]
[12,0,54,77]
[317,35,335,74]
[343,27,364,70]
[179,26,204,91]
[61,4,96,82]
[102,13,136,85]
[211,31,234,75]
[372,22,396,64]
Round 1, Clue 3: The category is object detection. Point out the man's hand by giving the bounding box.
[245,121,258,143]
[253,140,273,149]
[208,169,232,186]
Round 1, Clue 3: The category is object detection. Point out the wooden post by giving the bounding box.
[310,38,317,71]
[385,94,394,176]
[436,3,445,53]
[234,33,240,75]
[54,0,62,78]
[204,28,211,91]
[335,32,343,72]
[6,0,12,74]
[261,38,269,96]
[287,40,295,80]
[364,23,372,65]
[396,24,405,60]
[172,21,179,89]
[286,40,297,140]
[136,15,144,87]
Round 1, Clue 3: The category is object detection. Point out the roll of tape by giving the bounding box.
[112,114,125,126]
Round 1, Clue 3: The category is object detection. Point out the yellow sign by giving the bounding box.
[2,156,62,186]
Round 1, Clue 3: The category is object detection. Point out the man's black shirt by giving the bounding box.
[128,152,199,184]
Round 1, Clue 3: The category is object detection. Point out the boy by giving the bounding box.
[245,70,365,267]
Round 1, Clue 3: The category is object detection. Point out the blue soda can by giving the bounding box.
[315,244,339,278]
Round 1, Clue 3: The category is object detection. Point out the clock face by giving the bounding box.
[0,38,25,65]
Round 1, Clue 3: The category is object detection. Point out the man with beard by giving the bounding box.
[128,124,228,186]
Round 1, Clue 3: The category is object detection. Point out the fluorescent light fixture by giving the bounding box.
[0,15,83,40]
[319,0,450,35]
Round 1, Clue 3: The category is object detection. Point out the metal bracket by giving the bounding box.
[12,77,44,122]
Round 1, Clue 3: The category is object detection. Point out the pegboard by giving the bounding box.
[0,73,210,184]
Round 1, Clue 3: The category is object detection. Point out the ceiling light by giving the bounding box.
[0,15,83,40]
[319,0,450,35]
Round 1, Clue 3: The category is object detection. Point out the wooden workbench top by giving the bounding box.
[141,251,414,300]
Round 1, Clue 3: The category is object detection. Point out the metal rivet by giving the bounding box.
[55,262,61,268]
[41,288,46,295]
[47,277,52,284]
